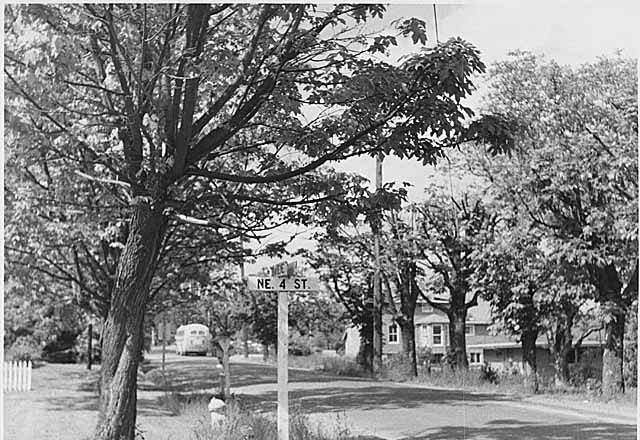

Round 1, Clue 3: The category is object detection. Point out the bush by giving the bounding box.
[569,362,600,388]
[381,353,416,381]
[6,335,42,362]
[289,342,312,356]
[74,328,101,364]
[417,347,434,367]
[479,363,499,384]
[321,357,367,377]
[42,329,80,363]
[207,400,351,440]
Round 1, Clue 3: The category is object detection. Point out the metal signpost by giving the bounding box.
[247,262,318,440]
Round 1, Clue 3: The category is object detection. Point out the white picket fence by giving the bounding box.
[2,361,33,392]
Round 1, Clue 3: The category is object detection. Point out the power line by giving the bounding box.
[433,4,440,43]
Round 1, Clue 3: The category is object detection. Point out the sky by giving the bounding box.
[246,1,640,274]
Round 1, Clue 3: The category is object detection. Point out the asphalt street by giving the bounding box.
[147,348,637,440]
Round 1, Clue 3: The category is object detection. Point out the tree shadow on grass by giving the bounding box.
[42,393,99,412]
[406,421,637,440]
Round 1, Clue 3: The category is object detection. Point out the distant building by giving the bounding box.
[345,295,605,373]
[380,296,493,367]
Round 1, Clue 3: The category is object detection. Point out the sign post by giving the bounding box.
[247,263,318,440]
[277,288,288,440]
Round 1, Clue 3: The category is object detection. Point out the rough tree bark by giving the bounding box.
[602,309,625,395]
[521,328,539,393]
[218,337,232,399]
[590,263,628,396]
[548,318,573,389]
[389,261,419,377]
[398,317,418,377]
[94,200,166,440]
[447,307,469,370]
[356,331,373,373]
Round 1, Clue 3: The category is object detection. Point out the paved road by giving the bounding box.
[4,348,635,440]
[226,363,635,439]
[145,348,637,440]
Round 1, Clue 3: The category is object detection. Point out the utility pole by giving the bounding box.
[161,312,167,377]
[372,153,383,375]
[240,261,249,358]
[87,321,93,370]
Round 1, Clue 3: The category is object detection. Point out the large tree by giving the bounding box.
[469,53,637,395]
[416,191,499,370]
[476,228,599,391]
[5,5,512,438]
[306,229,376,371]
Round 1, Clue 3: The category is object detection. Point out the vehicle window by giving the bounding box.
[198,331,205,335]
[176,330,184,336]
[190,331,198,335]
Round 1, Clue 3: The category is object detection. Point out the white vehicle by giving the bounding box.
[175,323,211,356]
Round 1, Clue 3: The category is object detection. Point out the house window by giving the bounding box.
[388,324,398,343]
[469,352,482,364]
[465,325,474,335]
[432,325,442,345]
[420,303,433,313]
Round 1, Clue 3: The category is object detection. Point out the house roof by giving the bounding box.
[467,331,606,350]
[415,295,493,324]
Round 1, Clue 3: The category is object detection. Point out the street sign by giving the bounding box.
[247,276,319,292]
[246,264,320,440]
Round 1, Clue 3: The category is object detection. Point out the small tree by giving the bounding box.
[200,269,249,399]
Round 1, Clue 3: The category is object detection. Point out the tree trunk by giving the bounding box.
[94,201,166,440]
[447,309,468,370]
[242,323,249,358]
[553,352,571,389]
[521,328,538,393]
[602,310,625,396]
[263,343,269,361]
[399,318,418,377]
[589,262,628,396]
[219,337,231,399]
[87,323,93,371]
[356,327,373,373]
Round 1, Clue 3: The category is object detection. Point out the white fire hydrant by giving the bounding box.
[208,397,226,428]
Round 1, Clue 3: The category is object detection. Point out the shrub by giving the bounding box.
[569,361,600,388]
[381,353,416,381]
[42,329,80,363]
[416,347,434,367]
[6,335,42,362]
[210,401,351,440]
[289,342,313,356]
[159,392,211,416]
[479,363,499,384]
[74,328,101,364]
[321,357,367,377]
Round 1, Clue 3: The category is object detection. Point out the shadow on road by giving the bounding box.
[407,421,636,440]
[138,359,369,392]
[237,385,511,413]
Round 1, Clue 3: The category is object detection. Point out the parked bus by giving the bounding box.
[175,323,211,356]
